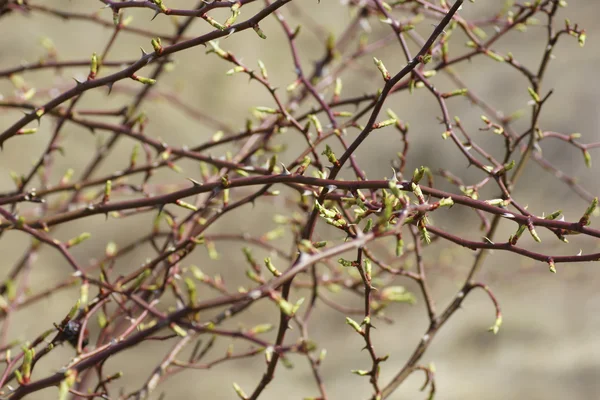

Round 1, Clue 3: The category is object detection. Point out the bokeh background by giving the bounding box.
[1,0,600,399]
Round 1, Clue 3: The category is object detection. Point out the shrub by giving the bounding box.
[0,0,595,399]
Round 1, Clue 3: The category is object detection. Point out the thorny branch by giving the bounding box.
[0,0,595,399]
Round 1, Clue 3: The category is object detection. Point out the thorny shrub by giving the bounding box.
[0,0,596,399]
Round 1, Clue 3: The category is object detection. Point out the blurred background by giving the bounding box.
[1,0,600,399]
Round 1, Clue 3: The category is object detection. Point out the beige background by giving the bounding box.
[1,1,600,399]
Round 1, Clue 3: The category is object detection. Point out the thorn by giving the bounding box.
[151,10,161,21]
[224,28,236,39]
[106,83,114,95]
[73,77,84,86]
[390,166,398,181]
[280,163,291,175]
[187,177,202,186]
[140,47,149,56]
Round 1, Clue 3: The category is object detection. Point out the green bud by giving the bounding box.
[253,24,267,39]
[208,41,229,58]
[351,369,370,376]
[67,232,91,247]
[254,106,279,114]
[205,15,226,30]
[527,87,541,103]
[338,258,354,267]
[151,38,162,54]
[58,370,78,400]
[132,75,156,85]
[443,88,468,98]
[544,210,562,220]
[257,60,268,79]
[364,259,372,281]
[232,383,248,400]
[264,258,282,277]
[373,57,390,81]
[191,265,206,281]
[185,278,197,306]
[485,50,505,62]
[170,323,188,337]
[103,179,111,201]
[363,218,373,233]
[529,227,541,243]
[225,3,241,27]
[345,317,362,333]
[579,32,586,47]
[373,118,397,129]
[583,150,592,168]
[580,197,598,225]
[396,237,404,256]
[334,78,342,97]
[226,66,245,75]
[488,315,502,334]
[175,200,198,212]
[16,128,37,135]
[438,197,454,207]
[250,324,273,335]
[308,114,323,135]
[322,145,338,165]
[90,52,98,77]
[381,286,416,304]
[412,166,425,183]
